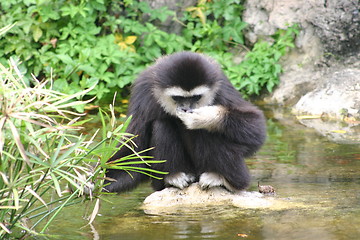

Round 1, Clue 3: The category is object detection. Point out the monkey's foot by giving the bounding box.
[199,172,235,192]
[164,172,196,189]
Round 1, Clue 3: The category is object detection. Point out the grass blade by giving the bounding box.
[88,198,100,225]
[7,120,30,166]
[50,172,62,197]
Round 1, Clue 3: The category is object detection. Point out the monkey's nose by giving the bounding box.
[183,108,194,113]
[178,106,192,113]
[181,107,189,112]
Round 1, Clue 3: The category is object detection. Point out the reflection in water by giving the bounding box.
[46,107,360,240]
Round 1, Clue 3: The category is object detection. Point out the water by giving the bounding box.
[44,107,360,240]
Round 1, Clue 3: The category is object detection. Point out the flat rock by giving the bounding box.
[142,183,304,215]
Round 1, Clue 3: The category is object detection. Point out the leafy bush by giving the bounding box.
[0,0,298,103]
[182,0,299,96]
[182,0,247,52]
[0,0,183,104]
[0,57,166,239]
[218,25,300,96]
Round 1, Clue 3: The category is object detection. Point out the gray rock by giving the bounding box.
[293,68,360,119]
[142,183,304,215]
[245,0,360,134]
[309,0,360,55]
[243,0,360,56]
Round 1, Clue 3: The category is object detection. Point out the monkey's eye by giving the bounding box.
[191,95,202,101]
[171,96,184,102]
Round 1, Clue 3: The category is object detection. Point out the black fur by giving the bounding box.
[105,52,266,192]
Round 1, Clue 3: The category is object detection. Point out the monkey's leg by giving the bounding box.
[105,167,148,192]
[150,119,196,191]
[191,135,251,192]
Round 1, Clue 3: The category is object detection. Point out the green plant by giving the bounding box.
[0,57,166,239]
[0,0,299,103]
[212,24,300,96]
[236,25,300,95]
[182,0,247,52]
[179,0,299,96]
[0,0,187,105]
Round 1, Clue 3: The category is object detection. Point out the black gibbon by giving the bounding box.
[105,51,266,193]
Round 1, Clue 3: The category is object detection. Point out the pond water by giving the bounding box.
[44,106,360,240]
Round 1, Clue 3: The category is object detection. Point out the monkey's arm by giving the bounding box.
[177,104,266,156]
[222,106,267,153]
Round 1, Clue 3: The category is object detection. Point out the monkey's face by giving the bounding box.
[154,85,217,116]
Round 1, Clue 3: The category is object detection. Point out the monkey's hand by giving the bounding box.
[176,105,226,131]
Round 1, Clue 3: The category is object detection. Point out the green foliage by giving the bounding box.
[220,25,300,96]
[0,0,299,102]
[0,58,166,239]
[182,0,247,52]
[181,0,298,96]
[0,0,187,104]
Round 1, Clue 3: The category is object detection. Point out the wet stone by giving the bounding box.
[142,183,305,215]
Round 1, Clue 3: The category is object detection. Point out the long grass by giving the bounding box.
[0,25,167,239]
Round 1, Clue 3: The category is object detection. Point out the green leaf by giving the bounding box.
[56,54,74,65]
[32,26,43,42]
[50,172,62,197]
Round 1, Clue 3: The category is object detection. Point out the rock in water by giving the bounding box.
[142,183,301,215]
